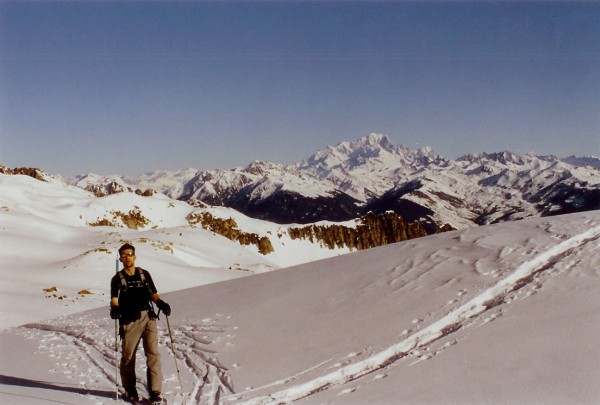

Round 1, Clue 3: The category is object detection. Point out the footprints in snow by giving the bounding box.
[16,312,236,404]
[234,226,600,404]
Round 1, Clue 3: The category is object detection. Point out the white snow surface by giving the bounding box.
[1,172,600,404]
[0,174,351,329]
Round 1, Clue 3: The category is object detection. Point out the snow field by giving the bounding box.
[1,172,600,404]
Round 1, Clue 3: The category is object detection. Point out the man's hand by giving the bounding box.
[110,306,121,320]
[156,300,171,316]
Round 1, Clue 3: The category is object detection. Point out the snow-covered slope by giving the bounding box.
[62,134,600,229]
[0,173,352,329]
[1,210,599,404]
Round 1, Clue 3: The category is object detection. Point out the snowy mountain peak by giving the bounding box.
[457,150,528,166]
[303,133,391,166]
[244,160,284,176]
[299,133,441,174]
[350,132,394,150]
[14,134,598,230]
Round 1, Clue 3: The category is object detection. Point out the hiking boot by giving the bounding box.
[122,388,140,403]
[149,391,163,404]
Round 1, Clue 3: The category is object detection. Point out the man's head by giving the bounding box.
[118,243,136,256]
[118,243,136,266]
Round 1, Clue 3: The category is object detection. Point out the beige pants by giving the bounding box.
[120,310,162,394]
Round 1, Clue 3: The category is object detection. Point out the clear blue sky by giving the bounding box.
[1,1,599,176]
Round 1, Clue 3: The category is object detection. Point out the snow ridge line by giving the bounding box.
[236,225,600,405]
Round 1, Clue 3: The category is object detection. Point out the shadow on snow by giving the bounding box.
[0,374,114,401]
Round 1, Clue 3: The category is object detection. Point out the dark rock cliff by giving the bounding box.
[188,211,274,255]
[288,212,442,251]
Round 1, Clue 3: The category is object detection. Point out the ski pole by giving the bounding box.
[115,317,119,401]
[165,315,184,396]
[115,256,120,402]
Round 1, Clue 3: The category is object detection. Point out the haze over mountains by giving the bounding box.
[66,133,600,230]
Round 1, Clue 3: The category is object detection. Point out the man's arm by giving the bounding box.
[155,295,171,316]
[143,271,162,303]
[152,293,171,316]
[144,270,171,315]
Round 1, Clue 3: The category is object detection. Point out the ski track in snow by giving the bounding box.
[5,220,599,404]
[228,225,600,405]
[172,317,234,405]
[13,313,234,405]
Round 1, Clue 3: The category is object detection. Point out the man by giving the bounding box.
[110,243,171,404]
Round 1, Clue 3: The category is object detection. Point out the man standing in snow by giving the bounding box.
[110,243,171,404]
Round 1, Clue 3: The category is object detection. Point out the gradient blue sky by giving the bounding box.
[1,1,599,176]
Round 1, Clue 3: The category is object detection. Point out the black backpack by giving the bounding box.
[117,267,159,319]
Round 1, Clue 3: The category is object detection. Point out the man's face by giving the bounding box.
[119,249,136,266]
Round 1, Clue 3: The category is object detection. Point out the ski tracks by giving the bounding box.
[167,318,234,404]
[19,315,119,393]
[15,313,235,405]
[8,223,600,405]
[231,224,600,405]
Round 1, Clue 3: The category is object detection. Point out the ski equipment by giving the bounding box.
[115,256,120,402]
[166,315,183,397]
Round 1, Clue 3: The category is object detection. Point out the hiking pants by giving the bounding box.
[120,310,162,393]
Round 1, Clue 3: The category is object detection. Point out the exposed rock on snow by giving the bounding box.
[188,211,275,255]
[289,211,433,251]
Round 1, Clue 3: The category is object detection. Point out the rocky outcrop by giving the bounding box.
[436,223,456,233]
[87,207,150,230]
[188,212,274,255]
[85,181,127,197]
[115,209,150,230]
[532,179,600,216]
[84,182,155,198]
[289,212,439,251]
[190,211,453,255]
[0,165,48,181]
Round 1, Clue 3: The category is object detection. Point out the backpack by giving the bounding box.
[117,267,159,319]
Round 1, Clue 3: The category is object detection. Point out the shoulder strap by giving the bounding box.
[137,267,155,297]
[137,267,158,316]
[118,270,127,292]
[117,268,155,299]
[117,269,146,293]
[137,267,147,284]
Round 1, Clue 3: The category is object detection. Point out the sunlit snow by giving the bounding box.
[1,173,599,405]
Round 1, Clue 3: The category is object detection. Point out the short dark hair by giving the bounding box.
[118,243,136,256]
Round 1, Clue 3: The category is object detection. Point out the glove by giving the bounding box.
[156,300,171,316]
[110,306,121,320]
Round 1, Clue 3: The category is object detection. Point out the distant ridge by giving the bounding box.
[5,134,600,231]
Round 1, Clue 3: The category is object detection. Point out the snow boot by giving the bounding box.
[149,391,164,404]
[122,388,140,403]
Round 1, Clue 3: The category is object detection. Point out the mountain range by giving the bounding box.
[1,190,599,404]
[64,133,600,232]
[1,135,600,404]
